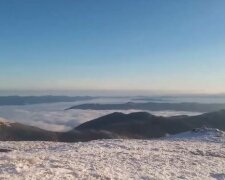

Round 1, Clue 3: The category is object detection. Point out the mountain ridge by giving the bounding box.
[0,110,225,142]
[74,109,225,139]
[0,96,95,106]
[66,102,225,112]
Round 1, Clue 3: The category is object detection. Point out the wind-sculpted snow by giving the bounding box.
[0,134,225,180]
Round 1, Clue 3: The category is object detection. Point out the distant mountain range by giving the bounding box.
[0,96,95,106]
[1,110,225,141]
[66,102,225,112]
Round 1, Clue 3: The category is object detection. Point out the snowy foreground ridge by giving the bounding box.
[0,128,225,180]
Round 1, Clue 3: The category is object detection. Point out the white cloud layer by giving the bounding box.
[0,98,202,132]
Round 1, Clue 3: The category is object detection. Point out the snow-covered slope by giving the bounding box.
[0,117,13,127]
[0,129,225,180]
[165,127,225,143]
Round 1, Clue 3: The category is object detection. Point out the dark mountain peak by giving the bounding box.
[127,111,155,119]
[74,110,225,139]
[97,111,155,121]
[106,112,125,117]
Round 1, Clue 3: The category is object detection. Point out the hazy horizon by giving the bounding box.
[1,89,225,97]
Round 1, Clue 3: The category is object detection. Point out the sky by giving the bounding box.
[0,0,225,95]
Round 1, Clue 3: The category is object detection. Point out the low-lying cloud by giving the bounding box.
[0,100,202,132]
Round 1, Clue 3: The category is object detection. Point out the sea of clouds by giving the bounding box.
[0,98,202,132]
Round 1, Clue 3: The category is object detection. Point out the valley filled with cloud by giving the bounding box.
[0,98,202,132]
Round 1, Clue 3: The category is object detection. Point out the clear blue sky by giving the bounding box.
[0,0,225,94]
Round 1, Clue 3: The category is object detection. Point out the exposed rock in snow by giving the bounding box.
[0,129,225,180]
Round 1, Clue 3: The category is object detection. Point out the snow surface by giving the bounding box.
[0,117,13,127]
[165,127,225,143]
[0,129,225,180]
